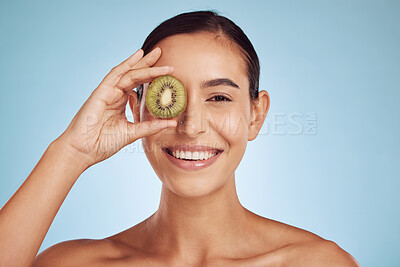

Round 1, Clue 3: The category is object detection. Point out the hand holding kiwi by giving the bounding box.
[55,48,177,168]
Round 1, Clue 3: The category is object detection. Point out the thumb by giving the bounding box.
[126,119,177,144]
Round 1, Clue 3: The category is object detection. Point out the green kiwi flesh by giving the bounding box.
[145,75,187,118]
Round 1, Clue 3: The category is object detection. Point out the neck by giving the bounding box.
[145,173,250,261]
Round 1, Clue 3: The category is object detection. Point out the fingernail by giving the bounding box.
[152,47,161,53]
[161,66,171,72]
[167,120,177,127]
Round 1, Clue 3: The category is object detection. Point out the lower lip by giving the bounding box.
[163,150,223,170]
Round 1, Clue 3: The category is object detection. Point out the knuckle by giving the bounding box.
[110,66,118,74]
[147,68,155,77]
[129,70,139,83]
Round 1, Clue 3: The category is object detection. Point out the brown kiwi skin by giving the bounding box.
[145,75,187,119]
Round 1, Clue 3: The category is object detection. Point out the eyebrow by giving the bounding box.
[200,78,240,90]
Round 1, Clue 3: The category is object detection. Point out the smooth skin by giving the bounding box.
[0,32,359,267]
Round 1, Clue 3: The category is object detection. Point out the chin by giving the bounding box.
[160,173,229,199]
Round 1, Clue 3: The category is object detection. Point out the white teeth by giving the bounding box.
[169,149,218,160]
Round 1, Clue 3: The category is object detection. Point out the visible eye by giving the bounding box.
[207,95,232,102]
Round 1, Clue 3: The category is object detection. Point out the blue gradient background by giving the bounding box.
[1,0,399,266]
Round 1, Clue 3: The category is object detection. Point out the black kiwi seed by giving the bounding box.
[145,75,187,118]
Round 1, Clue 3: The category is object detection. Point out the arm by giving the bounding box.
[0,47,176,267]
[0,140,89,267]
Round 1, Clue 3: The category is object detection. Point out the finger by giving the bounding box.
[126,119,177,144]
[102,49,144,85]
[132,47,162,69]
[102,47,162,88]
[115,66,174,92]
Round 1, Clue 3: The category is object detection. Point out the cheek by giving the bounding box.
[209,107,250,147]
[141,136,154,154]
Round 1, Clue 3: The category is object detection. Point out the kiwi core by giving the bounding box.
[160,88,173,107]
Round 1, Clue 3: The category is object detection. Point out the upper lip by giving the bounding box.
[163,144,224,153]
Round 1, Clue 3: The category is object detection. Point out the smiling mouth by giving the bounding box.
[161,144,224,170]
[163,148,222,161]
[162,143,224,161]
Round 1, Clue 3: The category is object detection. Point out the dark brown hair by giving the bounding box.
[136,10,260,104]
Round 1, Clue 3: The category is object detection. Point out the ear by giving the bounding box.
[248,90,270,141]
[128,91,141,123]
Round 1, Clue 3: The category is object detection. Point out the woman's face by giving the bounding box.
[131,32,257,198]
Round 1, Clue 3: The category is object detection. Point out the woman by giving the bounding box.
[0,10,359,266]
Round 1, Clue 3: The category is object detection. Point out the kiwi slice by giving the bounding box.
[145,75,187,118]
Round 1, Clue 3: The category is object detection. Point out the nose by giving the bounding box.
[177,94,206,138]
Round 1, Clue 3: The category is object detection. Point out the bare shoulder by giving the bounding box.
[250,213,325,246]
[32,238,128,266]
[273,240,360,266]
[248,214,360,266]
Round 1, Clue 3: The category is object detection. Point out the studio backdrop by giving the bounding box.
[0,1,399,266]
